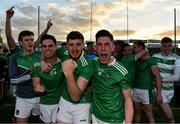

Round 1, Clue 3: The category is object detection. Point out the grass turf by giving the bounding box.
[1,105,180,123]
[1,89,180,123]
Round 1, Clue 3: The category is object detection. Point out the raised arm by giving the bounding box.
[5,7,16,49]
[34,19,52,48]
[62,59,88,102]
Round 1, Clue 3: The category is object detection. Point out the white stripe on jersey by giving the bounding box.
[79,52,88,67]
[80,56,88,67]
[112,61,128,76]
[57,58,62,63]
[93,57,99,61]
[153,52,177,77]
[18,65,29,70]
[153,52,179,88]
[160,72,172,78]
[11,74,31,84]
[34,62,40,67]
[64,50,68,55]
[157,63,174,70]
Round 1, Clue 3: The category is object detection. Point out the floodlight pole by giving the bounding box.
[174,8,176,53]
[38,6,40,37]
[37,6,40,51]
[126,0,129,43]
[90,2,93,41]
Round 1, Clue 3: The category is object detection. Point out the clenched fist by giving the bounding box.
[34,84,45,93]
[40,60,53,72]
[62,59,77,76]
[6,7,14,18]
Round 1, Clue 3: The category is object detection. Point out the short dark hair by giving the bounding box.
[161,37,172,44]
[18,30,34,41]
[95,29,114,43]
[40,34,57,45]
[66,31,84,43]
[122,43,130,51]
[86,41,94,46]
[114,40,124,46]
[134,40,145,49]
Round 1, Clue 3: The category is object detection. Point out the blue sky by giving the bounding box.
[0,0,180,42]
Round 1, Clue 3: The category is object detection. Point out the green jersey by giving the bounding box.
[121,54,136,87]
[56,47,69,61]
[33,58,65,105]
[10,45,21,55]
[62,52,94,103]
[9,49,40,98]
[134,57,157,89]
[92,58,130,123]
[153,52,179,90]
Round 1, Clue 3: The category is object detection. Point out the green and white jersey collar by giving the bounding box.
[160,52,172,57]
[78,51,89,67]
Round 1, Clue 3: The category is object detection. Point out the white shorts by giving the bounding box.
[92,114,125,124]
[56,97,91,124]
[132,88,154,104]
[14,97,40,118]
[92,114,109,124]
[40,104,58,123]
[161,89,174,103]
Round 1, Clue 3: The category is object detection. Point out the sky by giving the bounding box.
[0,0,180,43]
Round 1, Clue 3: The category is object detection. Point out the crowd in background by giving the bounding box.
[0,7,180,124]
